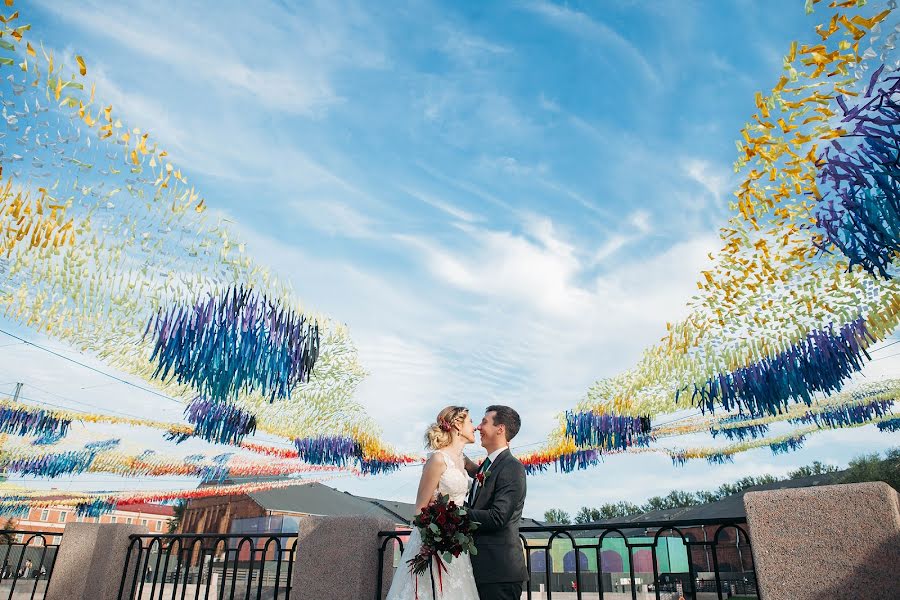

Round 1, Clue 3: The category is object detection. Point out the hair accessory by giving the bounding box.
[438,419,453,432]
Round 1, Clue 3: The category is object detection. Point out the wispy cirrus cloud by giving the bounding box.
[522,0,662,86]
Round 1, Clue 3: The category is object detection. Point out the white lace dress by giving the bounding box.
[385,451,480,600]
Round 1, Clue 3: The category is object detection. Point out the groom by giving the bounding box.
[465,405,528,600]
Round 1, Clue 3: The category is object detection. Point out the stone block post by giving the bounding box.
[744,481,900,600]
[292,515,396,600]
[45,522,146,600]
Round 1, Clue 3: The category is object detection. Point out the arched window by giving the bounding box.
[632,549,653,573]
[600,550,623,572]
[530,550,547,573]
[563,550,589,572]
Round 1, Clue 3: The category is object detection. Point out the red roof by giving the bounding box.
[116,503,175,517]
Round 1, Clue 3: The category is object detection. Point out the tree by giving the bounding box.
[168,500,187,533]
[839,448,899,491]
[537,449,898,528]
[0,519,16,545]
[597,501,640,520]
[574,507,603,524]
[543,508,571,524]
[788,461,839,479]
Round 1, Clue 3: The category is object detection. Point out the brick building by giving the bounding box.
[5,502,175,544]
[179,481,415,536]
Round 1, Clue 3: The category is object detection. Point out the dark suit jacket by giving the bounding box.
[467,449,528,584]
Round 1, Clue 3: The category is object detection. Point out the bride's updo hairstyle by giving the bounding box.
[425,405,468,450]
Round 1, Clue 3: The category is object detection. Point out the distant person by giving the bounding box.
[39,565,46,579]
[1,559,10,579]
[19,559,32,579]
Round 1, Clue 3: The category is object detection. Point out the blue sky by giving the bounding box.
[0,0,897,516]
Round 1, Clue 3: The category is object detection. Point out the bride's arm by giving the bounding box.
[463,456,478,477]
[414,453,446,512]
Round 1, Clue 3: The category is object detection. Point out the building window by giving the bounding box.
[126,518,133,524]
[58,511,68,523]
[52,536,61,545]
[155,521,162,532]
[110,516,117,523]
[40,509,49,522]
[141,519,148,526]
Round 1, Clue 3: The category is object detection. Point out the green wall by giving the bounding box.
[524,535,690,574]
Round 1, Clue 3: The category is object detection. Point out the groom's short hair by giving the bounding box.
[486,405,521,441]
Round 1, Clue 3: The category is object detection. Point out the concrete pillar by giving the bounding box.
[45,522,145,600]
[292,515,396,600]
[744,481,900,600]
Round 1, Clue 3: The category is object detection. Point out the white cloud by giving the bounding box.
[628,210,653,234]
[683,157,732,200]
[296,199,378,239]
[402,187,482,224]
[441,27,512,64]
[523,1,661,86]
[593,234,630,263]
[36,0,385,116]
[99,17,334,114]
[397,219,592,318]
[479,156,549,178]
[537,93,561,113]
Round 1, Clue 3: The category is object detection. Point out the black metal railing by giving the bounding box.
[116,533,297,600]
[377,518,759,600]
[0,530,61,600]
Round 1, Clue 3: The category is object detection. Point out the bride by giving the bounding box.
[385,406,481,600]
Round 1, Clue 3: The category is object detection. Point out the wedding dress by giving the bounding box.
[385,450,480,600]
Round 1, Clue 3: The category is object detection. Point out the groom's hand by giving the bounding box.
[463,456,479,476]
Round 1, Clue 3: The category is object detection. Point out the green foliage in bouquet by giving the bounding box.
[408,494,479,576]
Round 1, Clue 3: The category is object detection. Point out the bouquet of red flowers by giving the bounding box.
[407,494,479,578]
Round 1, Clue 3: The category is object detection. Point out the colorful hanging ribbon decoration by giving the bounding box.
[2,449,98,478]
[0,183,77,257]
[74,499,117,518]
[83,439,121,452]
[294,435,360,467]
[0,404,71,439]
[709,423,771,441]
[197,453,233,484]
[769,435,807,455]
[172,396,258,446]
[788,398,895,428]
[565,412,653,450]
[657,379,900,438]
[670,451,689,467]
[815,67,900,279]
[293,434,422,475]
[239,442,300,459]
[0,476,339,518]
[0,504,30,519]
[145,285,321,403]
[691,317,876,417]
[706,452,735,465]
[31,431,67,446]
[877,417,900,431]
[518,439,612,475]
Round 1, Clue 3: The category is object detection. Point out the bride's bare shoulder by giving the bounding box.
[424,451,448,469]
